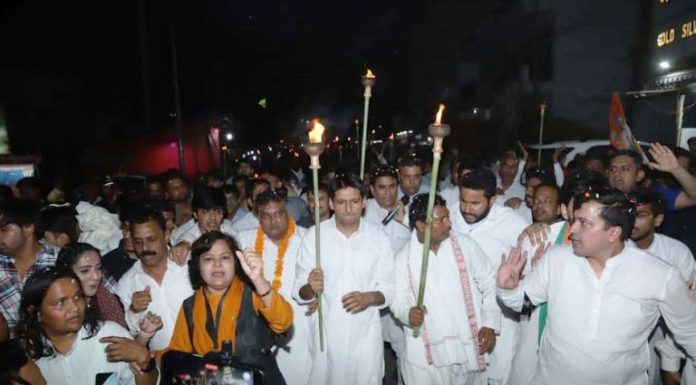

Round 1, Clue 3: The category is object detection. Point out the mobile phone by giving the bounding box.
[95,372,119,385]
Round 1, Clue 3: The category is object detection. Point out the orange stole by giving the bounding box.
[167,278,294,355]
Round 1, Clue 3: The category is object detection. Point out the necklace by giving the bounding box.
[254,219,295,290]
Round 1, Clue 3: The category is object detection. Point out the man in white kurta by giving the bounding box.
[449,169,528,384]
[391,195,500,385]
[497,191,696,385]
[238,191,312,385]
[363,166,411,360]
[508,183,569,385]
[626,188,696,385]
[294,174,395,385]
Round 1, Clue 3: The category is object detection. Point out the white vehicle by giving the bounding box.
[527,139,649,166]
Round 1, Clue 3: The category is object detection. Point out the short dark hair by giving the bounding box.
[56,242,101,271]
[629,188,666,217]
[307,182,330,196]
[0,340,32,385]
[611,149,643,167]
[687,136,696,145]
[534,182,561,202]
[16,177,42,192]
[583,153,608,168]
[560,170,610,206]
[330,173,367,198]
[246,178,271,202]
[398,157,423,170]
[0,198,40,230]
[19,267,102,359]
[188,231,249,290]
[222,183,240,198]
[191,186,226,212]
[129,206,166,233]
[409,193,446,230]
[254,188,288,211]
[459,168,497,198]
[162,170,188,186]
[370,165,398,184]
[146,175,162,186]
[524,168,555,185]
[457,157,483,176]
[40,206,79,242]
[576,188,635,241]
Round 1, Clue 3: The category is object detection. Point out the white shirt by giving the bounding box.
[116,259,193,350]
[627,233,696,283]
[178,219,238,245]
[169,219,196,245]
[36,321,136,385]
[238,224,312,385]
[391,231,500,370]
[498,245,696,385]
[363,198,411,253]
[230,211,260,233]
[439,186,459,209]
[448,201,528,382]
[293,217,395,385]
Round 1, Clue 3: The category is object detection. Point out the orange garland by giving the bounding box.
[254,218,295,290]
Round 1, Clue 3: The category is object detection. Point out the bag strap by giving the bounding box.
[182,294,196,350]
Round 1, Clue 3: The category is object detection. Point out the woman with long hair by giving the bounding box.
[18,267,159,385]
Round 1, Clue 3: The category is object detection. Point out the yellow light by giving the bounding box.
[308,119,325,144]
[435,104,446,125]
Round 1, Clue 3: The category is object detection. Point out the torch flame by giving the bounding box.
[365,69,375,78]
[434,104,446,125]
[308,119,325,144]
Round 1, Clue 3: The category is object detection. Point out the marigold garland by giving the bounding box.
[254,218,295,290]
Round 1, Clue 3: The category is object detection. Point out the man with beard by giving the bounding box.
[504,168,556,224]
[497,189,696,385]
[508,182,568,385]
[294,173,395,385]
[238,189,312,385]
[448,168,527,385]
[627,189,696,385]
[163,171,192,226]
[116,208,193,350]
[391,194,499,385]
[0,199,58,339]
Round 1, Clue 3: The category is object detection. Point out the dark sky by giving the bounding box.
[0,0,434,147]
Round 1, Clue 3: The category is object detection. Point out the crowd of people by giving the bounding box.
[1,137,696,385]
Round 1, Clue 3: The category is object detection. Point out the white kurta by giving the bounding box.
[363,198,410,357]
[36,321,137,385]
[231,211,260,233]
[498,245,696,385]
[628,232,696,385]
[391,231,500,385]
[178,219,239,245]
[449,203,528,383]
[627,233,696,283]
[116,259,193,350]
[238,225,312,385]
[169,218,197,245]
[507,220,567,385]
[293,217,395,385]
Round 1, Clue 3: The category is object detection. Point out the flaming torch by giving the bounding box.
[413,104,451,337]
[304,119,326,351]
[359,69,376,180]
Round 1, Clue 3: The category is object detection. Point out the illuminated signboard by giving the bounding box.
[653,0,696,73]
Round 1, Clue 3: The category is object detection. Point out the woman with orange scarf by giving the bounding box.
[167,230,293,384]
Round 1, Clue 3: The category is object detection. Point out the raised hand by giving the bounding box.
[497,246,527,290]
[130,286,151,313]
[647,143,680,173]
[505,197,523,210]
[531,242,551,268]
[235,248,264,282]
[553,144,567,164]
[517,141,529,163]
[517,222,552,247]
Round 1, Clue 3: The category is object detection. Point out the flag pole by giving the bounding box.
[676,94,686,147]
[537,102,547,166]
